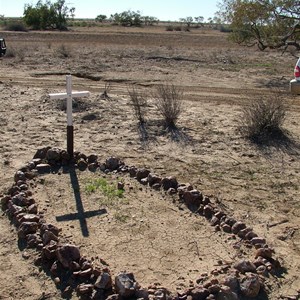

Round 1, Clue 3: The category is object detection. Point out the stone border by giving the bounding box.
[1,147,284,299]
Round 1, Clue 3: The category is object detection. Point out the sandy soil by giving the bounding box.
[0,26,300,299]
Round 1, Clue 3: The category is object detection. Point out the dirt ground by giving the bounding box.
[0,25,300,299]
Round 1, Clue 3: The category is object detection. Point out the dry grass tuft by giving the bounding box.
[152,84,183,128]
[239,93,287,143]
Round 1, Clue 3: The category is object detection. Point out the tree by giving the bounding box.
[217,0,300,51]
[23,0,75,30]
[110,10,143,27]
[194,16,204,27]
[95,14,107,22]
[180,16,194,28]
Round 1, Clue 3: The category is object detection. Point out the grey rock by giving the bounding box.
[115,272,139,298]
[240,274,261,297]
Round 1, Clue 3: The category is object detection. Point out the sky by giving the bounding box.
[0,0,220,22]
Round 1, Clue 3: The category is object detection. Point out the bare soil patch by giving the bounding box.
[0,26,300,299]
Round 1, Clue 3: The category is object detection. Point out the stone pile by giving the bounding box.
[0,146,284,299]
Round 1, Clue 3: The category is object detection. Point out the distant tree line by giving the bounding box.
[96,10,159,27]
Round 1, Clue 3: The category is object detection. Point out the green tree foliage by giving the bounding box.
[217,0,300,51]
[23,0,75,30]
[110,10,143,27]
[95,14,107,22]
[180,16,194,28]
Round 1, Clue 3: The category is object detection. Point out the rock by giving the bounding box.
[221,223,231,233]
[77,158,88,171]
[233,260,256,273]
[208,284,221,294]
[33,147,51,160]
[211,216,220,226]
[141,178,148,185]
[28,204,38,214]
[154,288,167,300]
[222,217,236,227]
[18,214,40,224]
[14,171,26,182]
[1,195,11,210]
[46,148,61,161]
[136,288,149,299]
[106,294,120,300]
[43,230,59,245]
[256,265,268,276]
[40,223,61,236]
[222,276,239,293]
[167,188,177,195]
[237,227,252,239]
[216,288,238,300]
[245,231,258,240]
[26,233,42,248]
[152,183,161,190]
[50,261,60,276]
[189,287,209,300]
[12,193,34,207]
[7,202,25,216]
[117,182,125,190]
[183,190,203,209]
[129,166,137,177]
[88,163,98,172]
[36,163,51,173]
[56,244,81,268]
[240,275,261,297]
[251,237,266,246]
[87,154,98,164]
[161,176,178,190]
[136,168,151,182]
[94,272,112,290]
[115,272,139,298]
[76,283,94,296]
[255,247,273,259]
[231,222,246,234]
[203,205,215,219]
[148,173,162,186]
[42,240,58,260]
[106,157,122,171]
[18,222,38,238]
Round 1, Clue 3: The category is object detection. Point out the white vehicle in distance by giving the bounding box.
[290,57,300,94]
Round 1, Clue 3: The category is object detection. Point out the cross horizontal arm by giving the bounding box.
[49,91,90,100]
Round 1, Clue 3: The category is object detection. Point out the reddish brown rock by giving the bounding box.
[18,222,38,238]
[233,260,256,274]
[255,247,273,259]
[56,244,81,268]
[231,222,246,234]
[189,287,209,300]
[42,230,59,245]
[183,190,203,209]
[148,173,162,186]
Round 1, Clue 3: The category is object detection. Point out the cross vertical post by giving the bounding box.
[49,75,90,158]
[66,75,74,157]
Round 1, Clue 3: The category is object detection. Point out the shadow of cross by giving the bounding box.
[56,167,107,237]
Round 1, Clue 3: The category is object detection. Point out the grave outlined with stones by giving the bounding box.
[1,146,286,299]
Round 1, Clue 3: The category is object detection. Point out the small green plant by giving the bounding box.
[85,177,124,199]
[114,211,129,223]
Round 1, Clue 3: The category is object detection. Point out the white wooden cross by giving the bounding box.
[49,75,90,157]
